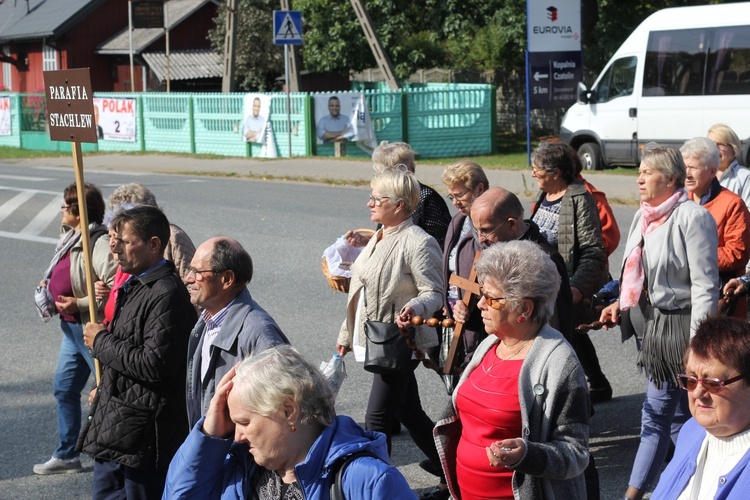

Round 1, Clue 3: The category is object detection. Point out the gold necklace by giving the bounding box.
[488,339,529,371]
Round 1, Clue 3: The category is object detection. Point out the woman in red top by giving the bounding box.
[435,241,590,500]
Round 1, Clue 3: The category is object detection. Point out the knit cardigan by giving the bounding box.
[434,325,590,500]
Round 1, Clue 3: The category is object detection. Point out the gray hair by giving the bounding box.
[474,240,560,325]
[681,137,720,172]
[371,169,420,214]
[708,123,743,160]
[530,142,577,183]
[233,345,335,427]
[641,142,686,188]
[109,182,158,209]
[372,140,416,173]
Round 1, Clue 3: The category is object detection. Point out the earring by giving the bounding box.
[517,315,526,323]
[289,422,296,432]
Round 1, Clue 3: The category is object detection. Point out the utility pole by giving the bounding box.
[280,0,301,92]
[221,0,238,92]
[349,0,400,90]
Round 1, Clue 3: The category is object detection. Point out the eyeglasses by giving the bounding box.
[368,194,391,206]
[714,142,731,150]
[677,373,745,394]
[475,218,515,239]
[479,286,507,310]
[447,189,472,202]
[61,204,74,212]
[187,267,225,281]
[531,166,550,176]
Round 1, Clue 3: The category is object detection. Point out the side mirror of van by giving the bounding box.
[577,82,594,104]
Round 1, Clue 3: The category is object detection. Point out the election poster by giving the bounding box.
[314,92,376,150]
[242,93,277,158]
[93,97,137,142]
[0,96,10,136]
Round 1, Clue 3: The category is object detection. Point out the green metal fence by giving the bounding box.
[0,85,496,158]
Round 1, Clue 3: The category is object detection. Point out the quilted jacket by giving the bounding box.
[77,261,198,470]
[531,180,608,305]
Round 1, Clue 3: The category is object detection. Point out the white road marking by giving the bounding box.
[0,230,57,244]
[0,174,54,182]
[0,190,35,224]
[21,195,63,236]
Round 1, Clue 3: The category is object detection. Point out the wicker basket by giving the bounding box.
[322,228,375,293]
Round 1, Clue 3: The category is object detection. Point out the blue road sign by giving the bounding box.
[274,11,303,45]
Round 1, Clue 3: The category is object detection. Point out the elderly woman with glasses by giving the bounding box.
[434,240,590,500]
[335,168,445,494]
[33,183,118,475]
[708,123,750,209]
[600,142,719,500]
[164,346,416,499]
[529,141,611,403]
[651,316,750,499]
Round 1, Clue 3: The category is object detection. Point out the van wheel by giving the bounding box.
[579,143,602,171]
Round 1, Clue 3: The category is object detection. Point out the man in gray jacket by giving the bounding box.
[185,237,289,427]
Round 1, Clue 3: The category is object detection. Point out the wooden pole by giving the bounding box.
[72,142,101,386]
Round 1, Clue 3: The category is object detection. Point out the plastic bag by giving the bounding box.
[320,354,347,397]
[322,237,364,279]
[34,280,57,323]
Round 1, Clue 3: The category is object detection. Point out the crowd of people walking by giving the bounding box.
[31,127,750,499]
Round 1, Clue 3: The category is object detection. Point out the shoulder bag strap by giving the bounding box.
[329,451,382,500]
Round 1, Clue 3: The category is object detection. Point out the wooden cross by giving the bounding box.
[444,251,482,375]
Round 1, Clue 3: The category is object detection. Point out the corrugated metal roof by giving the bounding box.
[0,0,107,43]
[96,0,211,54]
[142,49,222,81]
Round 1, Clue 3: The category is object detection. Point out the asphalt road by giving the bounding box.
[0,161,646,499]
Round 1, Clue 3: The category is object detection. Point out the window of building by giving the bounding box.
[42,43,57,71]
[2,45,11,90]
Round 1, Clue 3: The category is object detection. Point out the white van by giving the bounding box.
[561,2,750,170]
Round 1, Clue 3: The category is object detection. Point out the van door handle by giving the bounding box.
[629,108,637,117]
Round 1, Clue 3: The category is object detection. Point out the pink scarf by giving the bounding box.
[620,188,688,310]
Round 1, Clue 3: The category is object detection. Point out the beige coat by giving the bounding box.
[338,219,444,350]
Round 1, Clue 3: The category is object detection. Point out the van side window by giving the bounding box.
[596,57,637,103]
[644,29,706,96]
[707,25,750,95]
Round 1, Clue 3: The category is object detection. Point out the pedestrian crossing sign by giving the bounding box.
[273,11,303,45]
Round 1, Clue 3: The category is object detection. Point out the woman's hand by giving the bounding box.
[202,366,237,439]
[724,278,746,297]
[55,295,79,315]
[396,306,416,329]
[94,281,111,302]
[336,344,351,357]
[88,387,97,405]
[345,230,372,248]
[487,439,525,467]
[452,301,468,324]
[599,300,620,329]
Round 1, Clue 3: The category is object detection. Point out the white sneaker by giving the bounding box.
[33,456,82,475]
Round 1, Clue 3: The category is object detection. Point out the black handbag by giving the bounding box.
[363,304,412,374]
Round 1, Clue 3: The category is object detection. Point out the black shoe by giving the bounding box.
[391,419,402,435]
[419,458,442,477]
[589,382,613,404]
[420,486,450,500]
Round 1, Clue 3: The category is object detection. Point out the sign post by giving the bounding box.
[273,10,302,158]
[43,68,102,385]
[526,0,582,163]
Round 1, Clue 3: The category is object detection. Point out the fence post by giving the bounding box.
[137,94,146,152]
[490,85,497,154]
[12,93,22,148]
[400,90,408,144]
[307,93,316,156]
[189,95,196,154]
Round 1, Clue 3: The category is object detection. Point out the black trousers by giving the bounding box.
[365,360,441,469]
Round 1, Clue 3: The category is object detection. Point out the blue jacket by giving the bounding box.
[186,288,289,428]
[652,418,750,499]
[163,415,417,499]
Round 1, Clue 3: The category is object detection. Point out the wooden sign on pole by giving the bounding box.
[43,68,102,386]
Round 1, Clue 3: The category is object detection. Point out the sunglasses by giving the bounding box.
[677,373,745,394]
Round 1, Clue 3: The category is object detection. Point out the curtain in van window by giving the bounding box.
[709,32,734,94]
[657,35,670,89]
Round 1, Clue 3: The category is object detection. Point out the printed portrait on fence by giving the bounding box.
[92,97,136,142]
[0,96,11,136]
[243,94,271,144]
[314,92,376,149]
